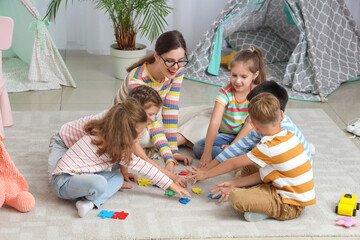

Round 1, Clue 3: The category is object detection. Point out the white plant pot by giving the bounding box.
[110,43,147,80]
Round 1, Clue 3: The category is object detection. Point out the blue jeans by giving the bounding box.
[193,133,237,159]
[51,170,124,208]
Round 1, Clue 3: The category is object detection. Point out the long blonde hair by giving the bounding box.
[230,46,266,84]
[84,97,147,165]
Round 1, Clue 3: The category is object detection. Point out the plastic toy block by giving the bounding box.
[208,193,222,199]
[192,188,202,194]
[152,184,160,188]
[336,216,358,228]
[111,211,129,220]
[98,210,115,219]
[165,189,176,196]
[178,171,189,176]
[137,178,152,186]
[179,197,191,205]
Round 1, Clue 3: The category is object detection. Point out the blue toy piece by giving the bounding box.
[179,197,191,205]
[208,193,222,199]
[98,210,115,219]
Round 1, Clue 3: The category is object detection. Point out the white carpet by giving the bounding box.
[0,109,359,239]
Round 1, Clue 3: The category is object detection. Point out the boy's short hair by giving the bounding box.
[247,80,288,111]
[128,85,162,109]
[248,92,281,124]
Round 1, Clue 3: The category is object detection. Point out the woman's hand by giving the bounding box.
[174,154,193,166]
[209,180,236,203]
[123,172,138,183]
[185,167,208,185]
[169,182,191,198]
[197,153,212,168]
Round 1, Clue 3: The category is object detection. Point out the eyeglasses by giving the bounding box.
[159,54,189,68]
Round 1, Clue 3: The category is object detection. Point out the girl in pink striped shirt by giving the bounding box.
[51,98,190,218]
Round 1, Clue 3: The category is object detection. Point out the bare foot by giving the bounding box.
[119,182,133,192]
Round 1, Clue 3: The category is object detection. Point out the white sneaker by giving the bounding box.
[346,118,360,133]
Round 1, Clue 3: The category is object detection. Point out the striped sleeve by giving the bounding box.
[148,118,175,165]
[122,154,173,190]
[215,129,262,162]
[161,69,183,154]
[215,86,229,107]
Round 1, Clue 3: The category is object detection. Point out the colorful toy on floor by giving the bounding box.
[220,50,237,70]
[137,178,152,186]
[179,197,191,205]
[0,140,35,212]
[165,189,175,196]
[208,193,222,199]
[178,171,189,176]
[192,188,202,194]
[335,193,359,216]
[336,216,358,228]
[98,210,129,220]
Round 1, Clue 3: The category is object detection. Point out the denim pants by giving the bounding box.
[193,133,237,159]
[51,170,124,208]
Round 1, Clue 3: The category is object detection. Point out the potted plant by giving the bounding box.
[45,0,172,79]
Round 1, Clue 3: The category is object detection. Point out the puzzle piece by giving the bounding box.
[208,193,222,199]
[152,184,160,188]
[192,188,202,194]
[165,189,176,196]
[137,178,152,186]
[336,216,358,228]
[179,198,191,205]
[111,211,129,220]
[178,171,189,176]
[98,210,115,219]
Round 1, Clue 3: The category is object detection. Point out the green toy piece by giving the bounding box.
[137,178,152,186]
[192,188,202,194]
[165,189,175,196]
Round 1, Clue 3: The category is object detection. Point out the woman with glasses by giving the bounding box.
[113,30,192,175]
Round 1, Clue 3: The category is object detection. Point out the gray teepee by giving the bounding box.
[185,0,360,101]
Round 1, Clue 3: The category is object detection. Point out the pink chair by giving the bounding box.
[0,16,14,139]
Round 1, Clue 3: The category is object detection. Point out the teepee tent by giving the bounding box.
[185,0,360,101]
[0,0,76,92]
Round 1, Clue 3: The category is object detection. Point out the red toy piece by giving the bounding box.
[178,171,189,176]
[111,211,129,220]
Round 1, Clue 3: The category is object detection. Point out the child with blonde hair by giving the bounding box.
[187,93,315,222]
[51,98,190,218]
[193,47,266,168]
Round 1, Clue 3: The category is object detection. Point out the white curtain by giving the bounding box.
[34,0,360,55]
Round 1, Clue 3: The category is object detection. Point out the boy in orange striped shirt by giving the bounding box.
[187,92,315,222]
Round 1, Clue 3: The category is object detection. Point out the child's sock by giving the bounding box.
[244,212,269,222]
[76,200,94,218]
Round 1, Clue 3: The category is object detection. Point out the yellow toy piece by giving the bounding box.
[191,188,202,195]
[137,178,152,187]
[335,193,359,216]
[220,50,237,70]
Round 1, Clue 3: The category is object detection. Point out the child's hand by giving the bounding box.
[174,154,193,166]
[123,172,138,183]
[185,167,207,185]
[119,182,133,192]
[220,144,230,150]
[197,153,212,168]
[174,175,188,188]
[209,180,235,203]
[169,182,191,198]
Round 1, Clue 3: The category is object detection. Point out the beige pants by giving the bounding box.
[230,165,305,221]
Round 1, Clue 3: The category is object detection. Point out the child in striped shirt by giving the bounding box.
[113,30,192,173]
[187,93,316,222]
[51,98,190,218]
[194,47,266,168]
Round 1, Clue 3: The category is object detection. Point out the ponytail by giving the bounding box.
[127,54,155,72]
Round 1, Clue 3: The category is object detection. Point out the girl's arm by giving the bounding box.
[188,154,254,185]
[198,102,225,168]
[133,142,187,188]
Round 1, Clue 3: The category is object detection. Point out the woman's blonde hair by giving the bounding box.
[84,97,147,165]
[128,85,162,109]
[230,46,266,84]
[248,92,280,124]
